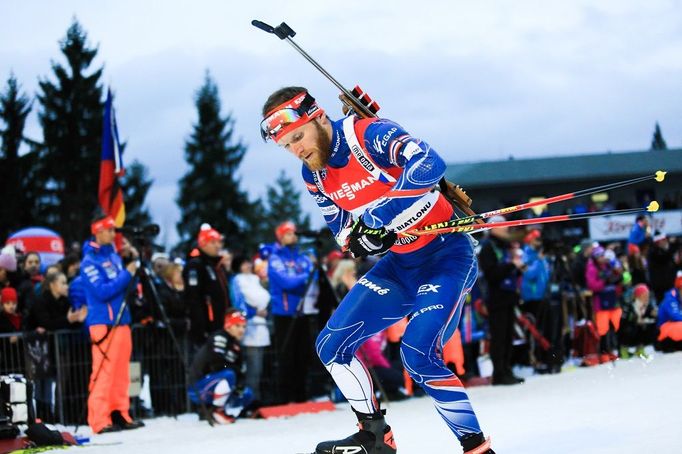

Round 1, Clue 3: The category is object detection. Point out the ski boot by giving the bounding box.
[315,409,397,453]
[461,432,494,454]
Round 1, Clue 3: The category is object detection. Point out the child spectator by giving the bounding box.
[0,287,22,336]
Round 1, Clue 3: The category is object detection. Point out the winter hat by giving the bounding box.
[633,284,649,300]
[523,229,541,244]
[0,252,17,272]
[1,287,18,304]
[592,245,605,258]
[653,230,666,243]
[224,309,247,328]
[275,221,296,241]
[675,271,682,290]
[197,223,222,248]
[326,250,344,263]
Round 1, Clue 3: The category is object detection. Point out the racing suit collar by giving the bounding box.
[327,117,350,168]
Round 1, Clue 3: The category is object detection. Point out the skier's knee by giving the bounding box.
[400,343,439,378]
[316,328,354,366]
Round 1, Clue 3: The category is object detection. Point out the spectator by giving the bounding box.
[268,221,315,403]
[656,272,682,352]
[478,216,525,385]
[231,256,271,403]
[26,271,87,421]
[29,271,88,331]
[325,249,344,279]
[520,229,551,371]
[60,253,81,283]
[151,253,171,282]
[81,215,143,434]
[627,245,649,287]
[648,231,678,303]
[0,249,18,290]
[156,262,187,325]
[330,259,357,300]
[586,246,623,362]
[183,223,231,350]
[619,284,657,358]
[17,251,42,315]
[0,287,22,336]
[188,309,253,424]
[572,239,595,290]
[627,215,650,255]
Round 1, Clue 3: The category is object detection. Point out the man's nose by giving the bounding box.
[292,143,305,157]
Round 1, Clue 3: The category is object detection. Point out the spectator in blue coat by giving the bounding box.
[656,273,682,352]
[268,221,315,403]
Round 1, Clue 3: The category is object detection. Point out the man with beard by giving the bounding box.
[259,87,493,454]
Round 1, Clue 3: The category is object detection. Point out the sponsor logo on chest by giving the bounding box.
[327,176,378,202]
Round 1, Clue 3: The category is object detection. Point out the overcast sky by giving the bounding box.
[2,0,681,246]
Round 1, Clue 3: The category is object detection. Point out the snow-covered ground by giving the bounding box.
[74,352,682,453]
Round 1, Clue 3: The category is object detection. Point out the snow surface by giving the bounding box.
[73,352,682,453]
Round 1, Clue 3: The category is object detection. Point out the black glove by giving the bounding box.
[346,218,397,258]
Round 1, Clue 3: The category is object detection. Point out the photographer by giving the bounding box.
[80,215,144,434]
[183,223,231,351]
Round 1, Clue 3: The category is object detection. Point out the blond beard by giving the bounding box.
[303,120,332,171]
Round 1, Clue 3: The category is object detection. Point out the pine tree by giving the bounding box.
[121,159,153,227]
[34,20,104,242]
[650,122,668,150]
[264,170,311,241]
[0,73,36,240]
[176,72,258,252]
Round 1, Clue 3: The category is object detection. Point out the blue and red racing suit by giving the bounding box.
[308,115,483,441]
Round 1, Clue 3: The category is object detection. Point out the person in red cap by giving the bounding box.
[267,220,316,404]
[187,308,253,424]
[183,223,231,350]
[0,287,22,339]
[619,283,657,358]
[80,214,143,433]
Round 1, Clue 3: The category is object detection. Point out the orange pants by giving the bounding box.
[88,325,132,433]
[595,308,622,337]
[658,321,682,341]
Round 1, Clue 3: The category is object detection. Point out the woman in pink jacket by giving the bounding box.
[586,246,623,362]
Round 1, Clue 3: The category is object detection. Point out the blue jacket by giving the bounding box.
[80,241,132,327]
[267,243,313,316]
[521,245,550,302]
[657,289,682,327]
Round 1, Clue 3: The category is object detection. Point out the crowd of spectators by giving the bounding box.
[1,212,681,429]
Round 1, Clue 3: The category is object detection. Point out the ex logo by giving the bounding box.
[417,284,441,295]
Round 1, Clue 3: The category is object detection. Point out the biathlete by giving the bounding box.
[260,87,494,454]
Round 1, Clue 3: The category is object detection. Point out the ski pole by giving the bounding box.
[423,171,667,232]
[410,202,659,236]
[251,20,376,118]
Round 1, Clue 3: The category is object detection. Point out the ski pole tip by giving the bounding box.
[655,170,667,182]
[647,201,660,212]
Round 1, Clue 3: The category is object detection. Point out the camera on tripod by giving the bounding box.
[115,224,160,241]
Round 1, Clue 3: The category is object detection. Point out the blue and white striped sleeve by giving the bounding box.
[360,119,446,230]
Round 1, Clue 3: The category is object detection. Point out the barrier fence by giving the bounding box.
[0,323,330,426]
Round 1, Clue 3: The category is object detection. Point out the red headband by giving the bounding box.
[261,92,324,143]
[275,221,296,241]
[224,311,246,328]
[91,216,116,235]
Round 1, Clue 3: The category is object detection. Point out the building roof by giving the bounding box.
[444,148,682,188]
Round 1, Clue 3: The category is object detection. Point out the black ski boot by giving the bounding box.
[315,409,397,454]
[461,432,494,454]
